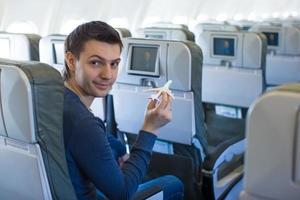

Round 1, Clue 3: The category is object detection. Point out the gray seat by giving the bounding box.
[111,37,204,199]
[39,34,67,74]
[194,23,240,45]
[115,28,132,38]
[0,59,76,200]
[196,30,267,199]
[240,84,300,200]
[249,24,300,87]
[0,32,40,61]
[135,22,194,41]
[0,58,163,200]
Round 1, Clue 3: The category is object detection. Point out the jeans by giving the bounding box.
[97,175,184,200]
[134,175,184,200]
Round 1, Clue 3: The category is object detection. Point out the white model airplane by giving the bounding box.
[143,80,174,101]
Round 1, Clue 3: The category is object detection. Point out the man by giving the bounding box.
[63,21,183,200]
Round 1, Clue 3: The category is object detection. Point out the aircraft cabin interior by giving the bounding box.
[0,0,300,199]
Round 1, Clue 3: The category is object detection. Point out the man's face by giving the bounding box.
[72,40,121,97]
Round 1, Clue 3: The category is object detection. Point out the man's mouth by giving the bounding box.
[93,82,110,90]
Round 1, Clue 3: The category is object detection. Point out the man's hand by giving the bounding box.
[141,92,172,135]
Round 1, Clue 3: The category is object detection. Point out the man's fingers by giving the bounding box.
[156,92,170,110]
[147,99,157,110]
[165,95,172,111]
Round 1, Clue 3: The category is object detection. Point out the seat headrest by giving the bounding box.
[115,28,132,38]
[243,83,300,199]
[0,32,40,61]
[117,38,202,91]
[136,27,195,41]
[0,59,63,143]
[249,24,300,56]
[194,23,240,33]
[39,34,66,73]
[197,30,267,69]
[145,22,189,30]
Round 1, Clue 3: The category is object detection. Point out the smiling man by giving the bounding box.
[62,21,183,200]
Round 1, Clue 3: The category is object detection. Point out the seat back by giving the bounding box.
[115,28,132,38]
[0,59,76,200]
[112,38,205,145]
[0,32,40,61]
[39,34,66,74]
[240,84,300,200]
[228,20,255,31]
[197,30,267,109]
[135,27,195,41]
[194,23,240,44]
[250,24,300,56]
[195,30,266,199]
[249,24,300,86]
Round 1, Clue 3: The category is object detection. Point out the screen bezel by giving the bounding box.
[126,44,160,77]
[51,40,65,65]
[0,37,11,59]
[210,35,237,59]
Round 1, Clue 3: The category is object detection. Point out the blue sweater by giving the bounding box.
[63,88,157,200]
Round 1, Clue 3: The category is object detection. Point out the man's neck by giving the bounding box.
[64,80,94,108]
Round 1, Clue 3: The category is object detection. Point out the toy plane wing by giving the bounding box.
[143,80,174,100]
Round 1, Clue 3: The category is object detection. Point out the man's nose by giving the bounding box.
[100,63,113,80]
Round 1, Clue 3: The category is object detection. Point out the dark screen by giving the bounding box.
[263,32,279,46]
[213,37,235,56]
[52,41,64,64]
[130,46,158,72]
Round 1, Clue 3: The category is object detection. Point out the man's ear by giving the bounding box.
[65,51,77,72]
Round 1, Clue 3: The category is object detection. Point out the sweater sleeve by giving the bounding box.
[107,131,127,159]
[69,117,156,200]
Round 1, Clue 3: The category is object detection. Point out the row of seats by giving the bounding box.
[0,27,130,63]
[0,59,163,200]
[1,52,299,200]
[137,21,300,88]
[1,22,299,89]
[0,22,300,199]
[128,23,266,199]
[0,32,40,60]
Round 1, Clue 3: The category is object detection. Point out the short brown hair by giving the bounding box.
[63,21,123,80]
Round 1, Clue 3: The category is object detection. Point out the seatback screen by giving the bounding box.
[263,32,279,46]
[213,37,235,56]
[130,46,158,72]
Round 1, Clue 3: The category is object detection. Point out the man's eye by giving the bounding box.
[90,60,103,66]
[111,62,119,68]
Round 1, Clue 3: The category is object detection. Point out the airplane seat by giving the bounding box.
[196,30,267,199]
[39,34,66,74]
[0,32,41,61]
[239,83,300,200]
[0,58,163,200]
[228,20,255,31]
[135,23,195,41]
[0,59,76,199]
[111,37,205,199]
[115,28,132,38]
[194,23,240,45]
[249,24,300,87]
